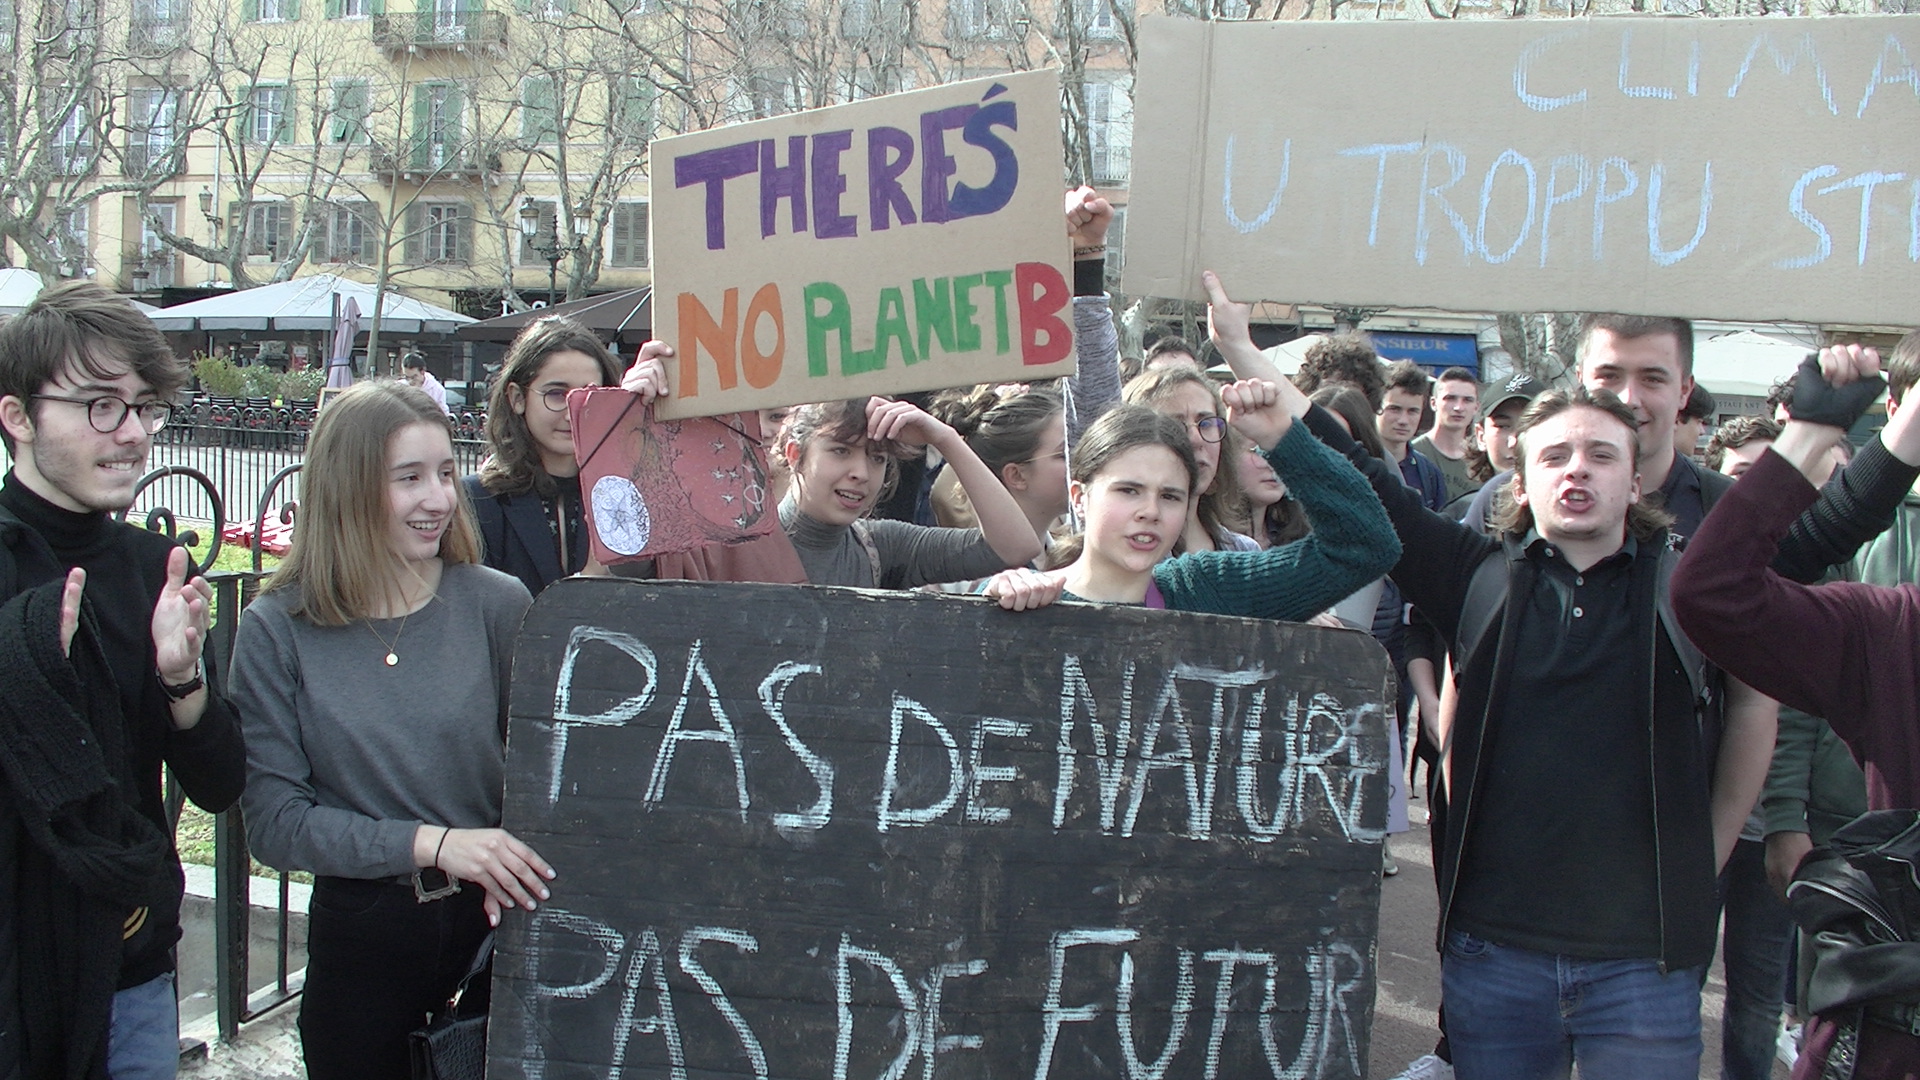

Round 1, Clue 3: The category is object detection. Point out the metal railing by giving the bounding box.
[137,465,303,1045]
[128,410,488,529]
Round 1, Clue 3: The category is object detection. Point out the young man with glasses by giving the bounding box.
[0,281,245,1079]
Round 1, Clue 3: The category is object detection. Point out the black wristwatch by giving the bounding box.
[160,661,205,702]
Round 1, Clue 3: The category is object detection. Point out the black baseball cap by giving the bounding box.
[1480,374,1548,420]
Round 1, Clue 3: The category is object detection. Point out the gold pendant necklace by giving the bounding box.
[364,608,413,667]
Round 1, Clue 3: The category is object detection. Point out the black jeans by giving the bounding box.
[300,875,491,1080]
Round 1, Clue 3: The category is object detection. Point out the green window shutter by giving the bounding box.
[632,202,648,266]
[368,0,383,14]
[285,0,298,17]
[523,77,554,141]
[445,84,464,143]
[279,91,296,143]
[455,204,472,264]
[311,210,330,261]
[622,77,654,140]
[242,0,257,19]
[402,203,422,263]
[324,0,339,17]
[411,84,431,162]
[609,204,628,265]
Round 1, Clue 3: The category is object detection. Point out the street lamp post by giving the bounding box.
[198,186,224,286]
[518,196,590,306]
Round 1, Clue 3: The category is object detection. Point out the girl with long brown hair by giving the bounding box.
[232,381,552,1080]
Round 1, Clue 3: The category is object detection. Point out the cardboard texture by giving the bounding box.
[488,579,1393,1080]
[651,70,1077,420]
[1123,15,1920,326]
[569,388,776,563]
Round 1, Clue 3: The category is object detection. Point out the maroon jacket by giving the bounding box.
[1671,446,1920,1079]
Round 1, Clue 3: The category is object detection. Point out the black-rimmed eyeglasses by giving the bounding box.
[32,394,173,434]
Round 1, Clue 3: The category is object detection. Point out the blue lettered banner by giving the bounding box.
[1124,15,1920,326]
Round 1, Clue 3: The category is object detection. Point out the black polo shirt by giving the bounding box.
[1648,451,1708,545]
[1450,533,1695,960]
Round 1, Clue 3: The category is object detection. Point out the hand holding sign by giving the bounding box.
[620,340,674,403]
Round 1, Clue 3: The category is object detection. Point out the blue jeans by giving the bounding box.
[1441,929,1703,1080]
[1717,838,1795,1080]
[108,971,179,1080]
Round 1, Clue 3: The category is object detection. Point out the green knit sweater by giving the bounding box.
[1065,421,1400,619]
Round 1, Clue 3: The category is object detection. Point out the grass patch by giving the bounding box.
[175,804,312,885]
[181,528,282,577]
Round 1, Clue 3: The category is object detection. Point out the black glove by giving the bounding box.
[1787,353,1885,430]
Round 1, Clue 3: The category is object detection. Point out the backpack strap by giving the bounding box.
[850,519,883,588]
[1654,544,1713,712]
[1452,550,1509,670]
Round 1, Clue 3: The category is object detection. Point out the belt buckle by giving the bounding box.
[412,868,461,903]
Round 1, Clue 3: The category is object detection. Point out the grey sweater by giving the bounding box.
[233,563,533,880]
[779,497,1013,589]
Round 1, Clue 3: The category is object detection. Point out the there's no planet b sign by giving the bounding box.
[487,580,1392,1080]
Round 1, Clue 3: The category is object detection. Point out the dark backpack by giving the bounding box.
[1787,809,1920,1079]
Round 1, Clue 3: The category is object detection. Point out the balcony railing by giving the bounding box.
[370,141,501,182]
[371,7,506,52]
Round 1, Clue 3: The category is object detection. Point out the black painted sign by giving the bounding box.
[487,579,1393,1080]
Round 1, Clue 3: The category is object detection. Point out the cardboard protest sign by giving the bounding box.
[651,70,1077,420]
[1124,15,1920,326]
[487,580,1393,1080]
[569,390,776,564]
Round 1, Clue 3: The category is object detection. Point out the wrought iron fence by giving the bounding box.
[122,407,489,532]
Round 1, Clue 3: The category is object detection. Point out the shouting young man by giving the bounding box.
[1206,271,1777,1078]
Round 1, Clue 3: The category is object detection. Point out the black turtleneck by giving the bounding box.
[0,471,246,989]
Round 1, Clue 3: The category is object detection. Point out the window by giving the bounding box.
[610,75,653,142]
[329,79,370,145]
[1075,0,1117,37]
[246,202,286,258]
[1085,80,1132,186]
[249,84,292,144]
[609,201,647,267]
[742,70,803,120]
[517,200,555,264]
[250,0,298,20]
[948,0,1007,39]
[318,202,374,263]
[840,0,874,37]
[520,76,558,143]
[134,202,177,288]
[410,82,463,170]
[49,101,94,175]
[405,201,469,264]
[1168,0,1248,14]
[130,0,183,49]
[126,87,179,176]
[325,0,370,16]
[53,204,89,276]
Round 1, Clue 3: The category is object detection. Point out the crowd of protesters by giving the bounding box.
[0,179,1915,1080]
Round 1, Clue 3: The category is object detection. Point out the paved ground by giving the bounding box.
[178,801,1787,1079]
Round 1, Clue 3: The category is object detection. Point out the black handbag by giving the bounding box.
[409,932,494,1080]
